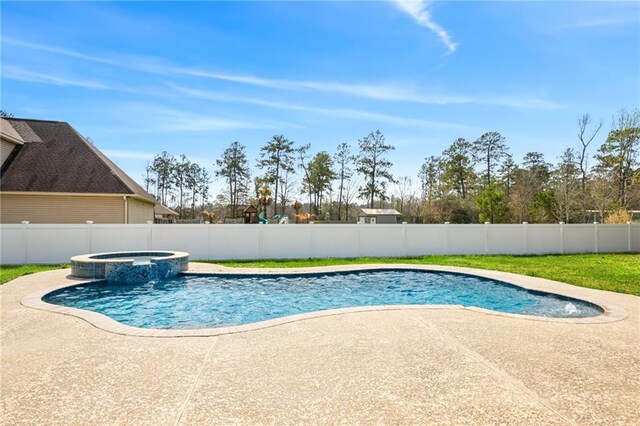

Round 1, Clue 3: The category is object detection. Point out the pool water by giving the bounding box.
[43,270,603,329]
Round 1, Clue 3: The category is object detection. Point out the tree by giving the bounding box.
[418,156,442,206]
[550,148,581,223]
[509,152,550,222]
[442,138,475,199]
[334,142,354,221]
[143,161,156,195]
[356,130,395,208]
[477,184,506,223]
[257,186,273,217]
[215,141,250,218]
[595,108,640,208]
[257,135,295,216]
[296,144,313,215]
[394,176,414,215]
[185,162,202,218]
[278,168,297,215]
[577,113,603,222]
[198,168,211,212]
[498,154,516,199]
[473,132,509,186]
[303,152,335,216]
[174,155,190,216]
[150,152,176,205]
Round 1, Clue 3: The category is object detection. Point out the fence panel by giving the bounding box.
[0,223,637,265]
[26,225,89,263]
[404,225,448,256]
[90,224,149,253]
[0,225,25,264]
[209,225,260,260]
[597,224,630,253]
[563,225,596,253]
[358,225,404,257]
[150,225,208,259]
[311,225,358,258]
[487,225,525,254]
[260,225,311,259]
[632,225,640,252]
[526,225,561,254]
[448,225,485,254]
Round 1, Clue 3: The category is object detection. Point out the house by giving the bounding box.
[243,205,259,224]
[357,208,402,224]
[154,204,179,223]
[0,117,157,224]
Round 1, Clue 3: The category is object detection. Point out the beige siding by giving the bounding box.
[127,197,154,224]
[1,139,17,167]
[0,194,126,224]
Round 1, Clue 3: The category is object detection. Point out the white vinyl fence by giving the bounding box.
[1,223,638,265]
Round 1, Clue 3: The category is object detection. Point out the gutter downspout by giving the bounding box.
[124,196,129,224]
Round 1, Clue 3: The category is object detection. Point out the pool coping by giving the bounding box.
[21,263,628,337]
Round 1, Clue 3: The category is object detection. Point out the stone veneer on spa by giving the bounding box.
[71,251,189,284]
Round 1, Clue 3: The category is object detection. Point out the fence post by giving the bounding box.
[206,222,211,260]
[628,222,632,253]
[356,222,361,257]
[308,223,313,258]
[258,222,264,259]
[594,221,599,253]
[559,222,564,254]
[146,221,153,250]
[86,221,93,253]
[444,222,450,255]
[522,222,528,255]
[402,222,408,257]
[484,222,490,254]
[21,221,29,264]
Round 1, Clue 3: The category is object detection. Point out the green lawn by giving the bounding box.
[212,254,640,296]
[0,265,66,285]
[2,254,638,296]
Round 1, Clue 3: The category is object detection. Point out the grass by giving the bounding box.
[212,253,640,296]
[2,254,638,296]
[0,264,66,285]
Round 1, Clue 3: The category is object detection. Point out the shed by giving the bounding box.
[243,205,259,224]
[154,204,178,223]
[357,208,402,224]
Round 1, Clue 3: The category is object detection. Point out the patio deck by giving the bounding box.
[1,264,638,424]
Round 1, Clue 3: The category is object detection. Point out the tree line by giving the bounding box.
[146,108,639,223]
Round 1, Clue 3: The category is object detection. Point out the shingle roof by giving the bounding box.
[1,117,25,143]
[154,204,178,216]
[0,118,155,202]
[358,208,402,216]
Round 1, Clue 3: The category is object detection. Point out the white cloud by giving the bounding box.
[101,149,155,161]
[171,85,476,131]
[393,0,458,54]
[3,38,561,109]
[2,65,108,90]
[560,16,639,30]
[110,103,302,133]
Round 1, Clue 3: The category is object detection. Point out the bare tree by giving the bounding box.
[577,113,603,221]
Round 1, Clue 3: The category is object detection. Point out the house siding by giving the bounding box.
[1,139,17,167]
[127,197,154,224]
[0,194,134,224]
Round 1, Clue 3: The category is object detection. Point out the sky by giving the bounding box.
[1,0,639,198]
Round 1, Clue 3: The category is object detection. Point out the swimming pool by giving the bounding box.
[43,269,603,329]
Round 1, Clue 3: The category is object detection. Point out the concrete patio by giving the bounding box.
[1,265,639,425]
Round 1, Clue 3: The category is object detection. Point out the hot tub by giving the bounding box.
[70,251,189,283]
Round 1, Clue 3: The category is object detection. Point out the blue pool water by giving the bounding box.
[43,270,603,329]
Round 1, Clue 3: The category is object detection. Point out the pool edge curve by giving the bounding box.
[21,263,628,337]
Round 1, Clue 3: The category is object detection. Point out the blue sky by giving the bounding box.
[1,1,639,197]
